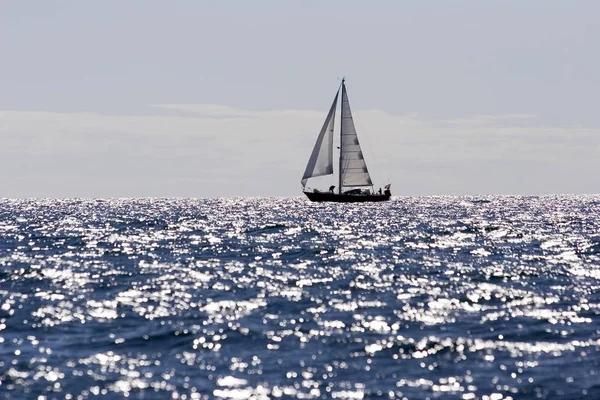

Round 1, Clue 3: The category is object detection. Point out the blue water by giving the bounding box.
[1,197,599,399]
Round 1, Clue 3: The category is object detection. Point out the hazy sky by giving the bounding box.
[1,1,599,197]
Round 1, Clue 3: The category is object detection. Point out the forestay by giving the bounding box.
[301,90,339,187]
[340,83,373,187]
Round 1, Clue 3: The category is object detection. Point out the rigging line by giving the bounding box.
[345,85,386,189]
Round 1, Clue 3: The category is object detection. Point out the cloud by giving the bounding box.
[1,106,599,197]
[152,104,257,119]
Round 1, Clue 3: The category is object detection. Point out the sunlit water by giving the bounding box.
[1,197,599,400]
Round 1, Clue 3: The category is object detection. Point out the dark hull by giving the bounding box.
[304,191,391,203]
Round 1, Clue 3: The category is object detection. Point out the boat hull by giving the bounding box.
[303,191,391,203]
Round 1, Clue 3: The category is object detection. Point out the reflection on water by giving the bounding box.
[0,196,599,399]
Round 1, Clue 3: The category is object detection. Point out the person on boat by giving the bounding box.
[329,185,335,193]
[378,188,382,195]
[384,183,391,196]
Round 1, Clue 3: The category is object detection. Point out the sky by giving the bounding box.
[1,0,599,197]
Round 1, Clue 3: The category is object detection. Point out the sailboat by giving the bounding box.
[301,78,391,203]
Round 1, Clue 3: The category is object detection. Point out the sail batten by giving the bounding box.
[339,82,373,188]
[301,90,339,187]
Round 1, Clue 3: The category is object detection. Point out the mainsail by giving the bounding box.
[301,89,339,187]
[340,82,373,188]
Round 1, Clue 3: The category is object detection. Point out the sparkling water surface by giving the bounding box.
[1,196,599,399]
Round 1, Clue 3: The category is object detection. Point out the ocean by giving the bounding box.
[0,197,599,399]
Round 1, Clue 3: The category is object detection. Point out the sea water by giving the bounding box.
[1,197,599,399]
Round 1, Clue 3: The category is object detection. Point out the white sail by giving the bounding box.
[340,82,373,187]
[301,90,339,187]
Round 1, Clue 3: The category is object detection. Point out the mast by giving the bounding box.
[338,78,345,194]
